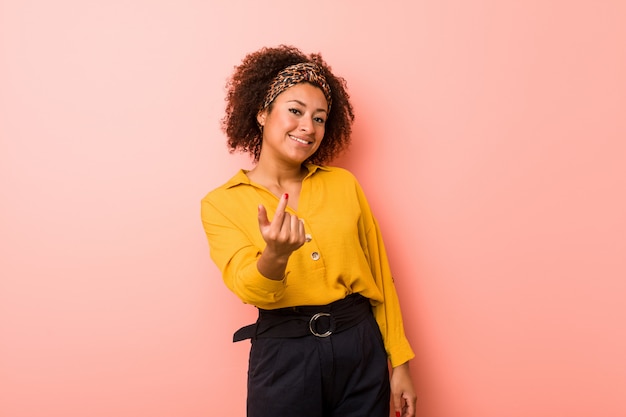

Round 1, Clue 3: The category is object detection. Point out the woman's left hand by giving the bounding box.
[390,361,417,417]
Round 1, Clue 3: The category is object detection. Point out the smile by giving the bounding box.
[289,135,312,145]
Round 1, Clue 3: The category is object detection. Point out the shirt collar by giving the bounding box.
[225,163,329,189]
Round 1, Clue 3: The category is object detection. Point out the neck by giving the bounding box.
[246,160,308,208]
[252,157,307,182]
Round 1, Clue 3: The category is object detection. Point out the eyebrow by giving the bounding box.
[287,99,328,114]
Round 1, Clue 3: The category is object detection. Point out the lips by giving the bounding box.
[289,135,312,145]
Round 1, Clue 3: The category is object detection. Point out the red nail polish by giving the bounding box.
[396,412,401,417]
[284,193,289,199]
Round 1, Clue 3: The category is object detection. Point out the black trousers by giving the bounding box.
[246,313,390,417]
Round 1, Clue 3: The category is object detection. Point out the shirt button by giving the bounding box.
[305,234,312,242]
[311,251,320,261]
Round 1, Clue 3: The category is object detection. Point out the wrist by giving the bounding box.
[257,249,290,280]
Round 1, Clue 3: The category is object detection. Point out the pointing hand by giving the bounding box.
[257,193,306,257]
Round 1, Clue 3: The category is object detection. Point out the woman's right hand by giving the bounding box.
[256,193,306,279]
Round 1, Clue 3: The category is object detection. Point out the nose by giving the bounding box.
[299,117,315,133]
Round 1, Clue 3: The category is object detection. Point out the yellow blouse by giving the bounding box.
[201,164,414,367]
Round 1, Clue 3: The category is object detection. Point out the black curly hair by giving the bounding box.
[221,45,354,165]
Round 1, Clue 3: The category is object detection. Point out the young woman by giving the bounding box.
[201,45,417,417]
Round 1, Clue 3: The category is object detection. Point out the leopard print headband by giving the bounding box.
[262,62,332,112]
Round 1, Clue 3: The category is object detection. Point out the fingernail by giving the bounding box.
[284,193,289,199]
[396,412,401,417]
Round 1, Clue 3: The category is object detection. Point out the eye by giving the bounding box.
[288,108,301,115]
[314,116,326,124]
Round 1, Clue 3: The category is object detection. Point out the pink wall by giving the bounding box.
[1,1,625,416]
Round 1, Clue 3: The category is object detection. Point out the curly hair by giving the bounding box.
[222,45,355,165]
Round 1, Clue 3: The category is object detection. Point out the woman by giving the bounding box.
[201,45,417,417]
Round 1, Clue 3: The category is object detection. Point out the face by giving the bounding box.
[256,82,328,166]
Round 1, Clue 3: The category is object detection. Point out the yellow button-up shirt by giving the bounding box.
[201,164,414,366]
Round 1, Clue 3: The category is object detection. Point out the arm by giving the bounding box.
[201,191,305,305]
[364,217,417,415]
[353,181,417,413]
[357,189,415,366]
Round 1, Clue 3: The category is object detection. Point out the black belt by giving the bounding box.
[233,294,371,342]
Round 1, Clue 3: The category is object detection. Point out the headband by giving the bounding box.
[262,62,332,112]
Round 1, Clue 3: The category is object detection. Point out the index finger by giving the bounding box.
[270,193,289,225]
[275,193,289,214]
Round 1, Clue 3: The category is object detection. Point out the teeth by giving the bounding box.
[290,135,310,144]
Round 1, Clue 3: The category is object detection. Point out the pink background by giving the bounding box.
[1,1,625,416]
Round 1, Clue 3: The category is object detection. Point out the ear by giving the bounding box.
[256,109,267,127]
